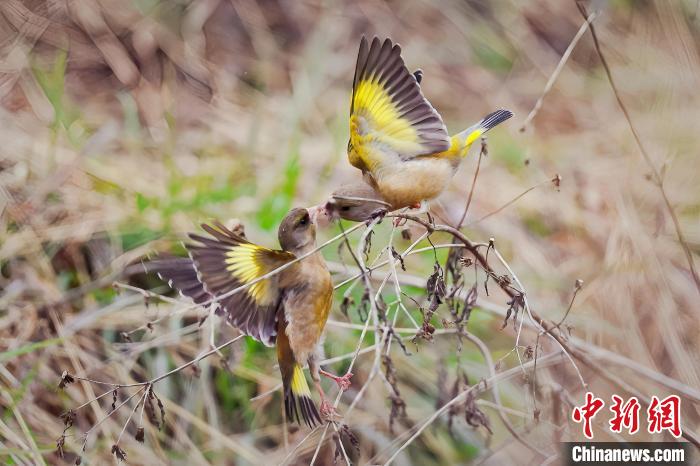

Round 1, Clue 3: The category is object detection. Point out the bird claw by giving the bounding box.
[392,216,407,227]
[320,370,353,391]
[335,372,353,392]
[319,399,341,420]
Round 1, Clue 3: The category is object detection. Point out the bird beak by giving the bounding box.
[308,204,332,228]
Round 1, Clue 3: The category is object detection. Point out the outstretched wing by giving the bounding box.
[187,222,296,346]
[348,37,449,170]
[144,256,212,305]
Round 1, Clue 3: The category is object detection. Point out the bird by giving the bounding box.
[145,208,351,427]
[347,36,513,211]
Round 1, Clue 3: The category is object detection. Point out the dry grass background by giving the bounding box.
[1,0,700,464]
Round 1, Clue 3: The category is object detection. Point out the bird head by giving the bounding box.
[314,182,392,224]
[278,208,317,253]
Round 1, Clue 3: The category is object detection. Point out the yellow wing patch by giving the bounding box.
[348,37,450,170]
[224,243,275,304]
[186,221,295,346]
[353,80,417,141]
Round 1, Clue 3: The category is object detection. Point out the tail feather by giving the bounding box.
[453,108,513,155]
[283,365,321,427]
[277,321,320,427]
[479,109,513,131]
[283,364,321,427]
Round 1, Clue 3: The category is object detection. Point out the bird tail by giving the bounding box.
[451,109,513,157]
[277,325,320,427]
[282,363,321,428]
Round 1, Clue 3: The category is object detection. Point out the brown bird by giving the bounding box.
[146,208,351,426]
[347,36,512,211]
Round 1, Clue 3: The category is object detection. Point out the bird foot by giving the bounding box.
[392,216,407,227]
[319,399,341,420]
[320,370,353,391]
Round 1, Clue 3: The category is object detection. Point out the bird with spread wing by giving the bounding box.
[146,208,351,427]
[346,36,513,212]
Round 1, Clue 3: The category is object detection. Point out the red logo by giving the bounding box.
[609,395,640,435]
[573,393,682,439]
[572,392,605,439]
[647,395,682,438]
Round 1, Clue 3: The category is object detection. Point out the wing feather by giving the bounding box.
[349,37,449,170]
[186,222,296,346]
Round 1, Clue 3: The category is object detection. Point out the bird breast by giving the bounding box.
[282,254,333,364]
[373,157,455,208]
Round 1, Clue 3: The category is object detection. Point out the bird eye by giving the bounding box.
[298,215,308,226]
[341,206,351,212]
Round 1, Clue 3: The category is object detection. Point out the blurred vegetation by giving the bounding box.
[1,0,700,465]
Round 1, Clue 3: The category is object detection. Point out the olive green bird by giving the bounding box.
[146,208,351,427]
[347,36,513,211]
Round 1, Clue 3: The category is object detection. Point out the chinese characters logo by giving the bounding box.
[572,392,681,439]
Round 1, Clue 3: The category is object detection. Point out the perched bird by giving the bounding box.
[145,208,350,427]
[347,36,513,210]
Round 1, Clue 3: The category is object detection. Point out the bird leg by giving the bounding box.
[319,369,353,391]
[392,207,410,227]
[313,379,340,420]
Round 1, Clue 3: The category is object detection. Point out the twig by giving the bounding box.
[456,137,487,228]
[115,387,149,445]
[463,332,549,458]
[520,10,598,131]
[69,334,245,388]
[380,352,562,465]
[465,177,554,227]
[554,279,583,329]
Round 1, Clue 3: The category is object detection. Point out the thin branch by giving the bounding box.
[456,137,487,228]
[554,279,583,329]
[69,335,245,388]
[466,177,554,227]
[520,10,598,131]
[463,332,549,459]
[380,352,562,465]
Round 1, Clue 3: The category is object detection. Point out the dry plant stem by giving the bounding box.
[376,217,700,447]
[554,282,582,329]
[279,426,321,465]
[309,425,330,466]
[463,332,549,458]
[390,213,586,385]
[466,178,553,227]
[520,10,598,130]
[375,265,700,409]
[336,251,700,406]
[70,334,245,389]
[331,422,352,465]
[380,352,561,465]
[82,386,145,447]
[333,242,469,290]
[575,0,700,295]
[456,138,486,228]
[115,387,149,445]
[489,246,586,388]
